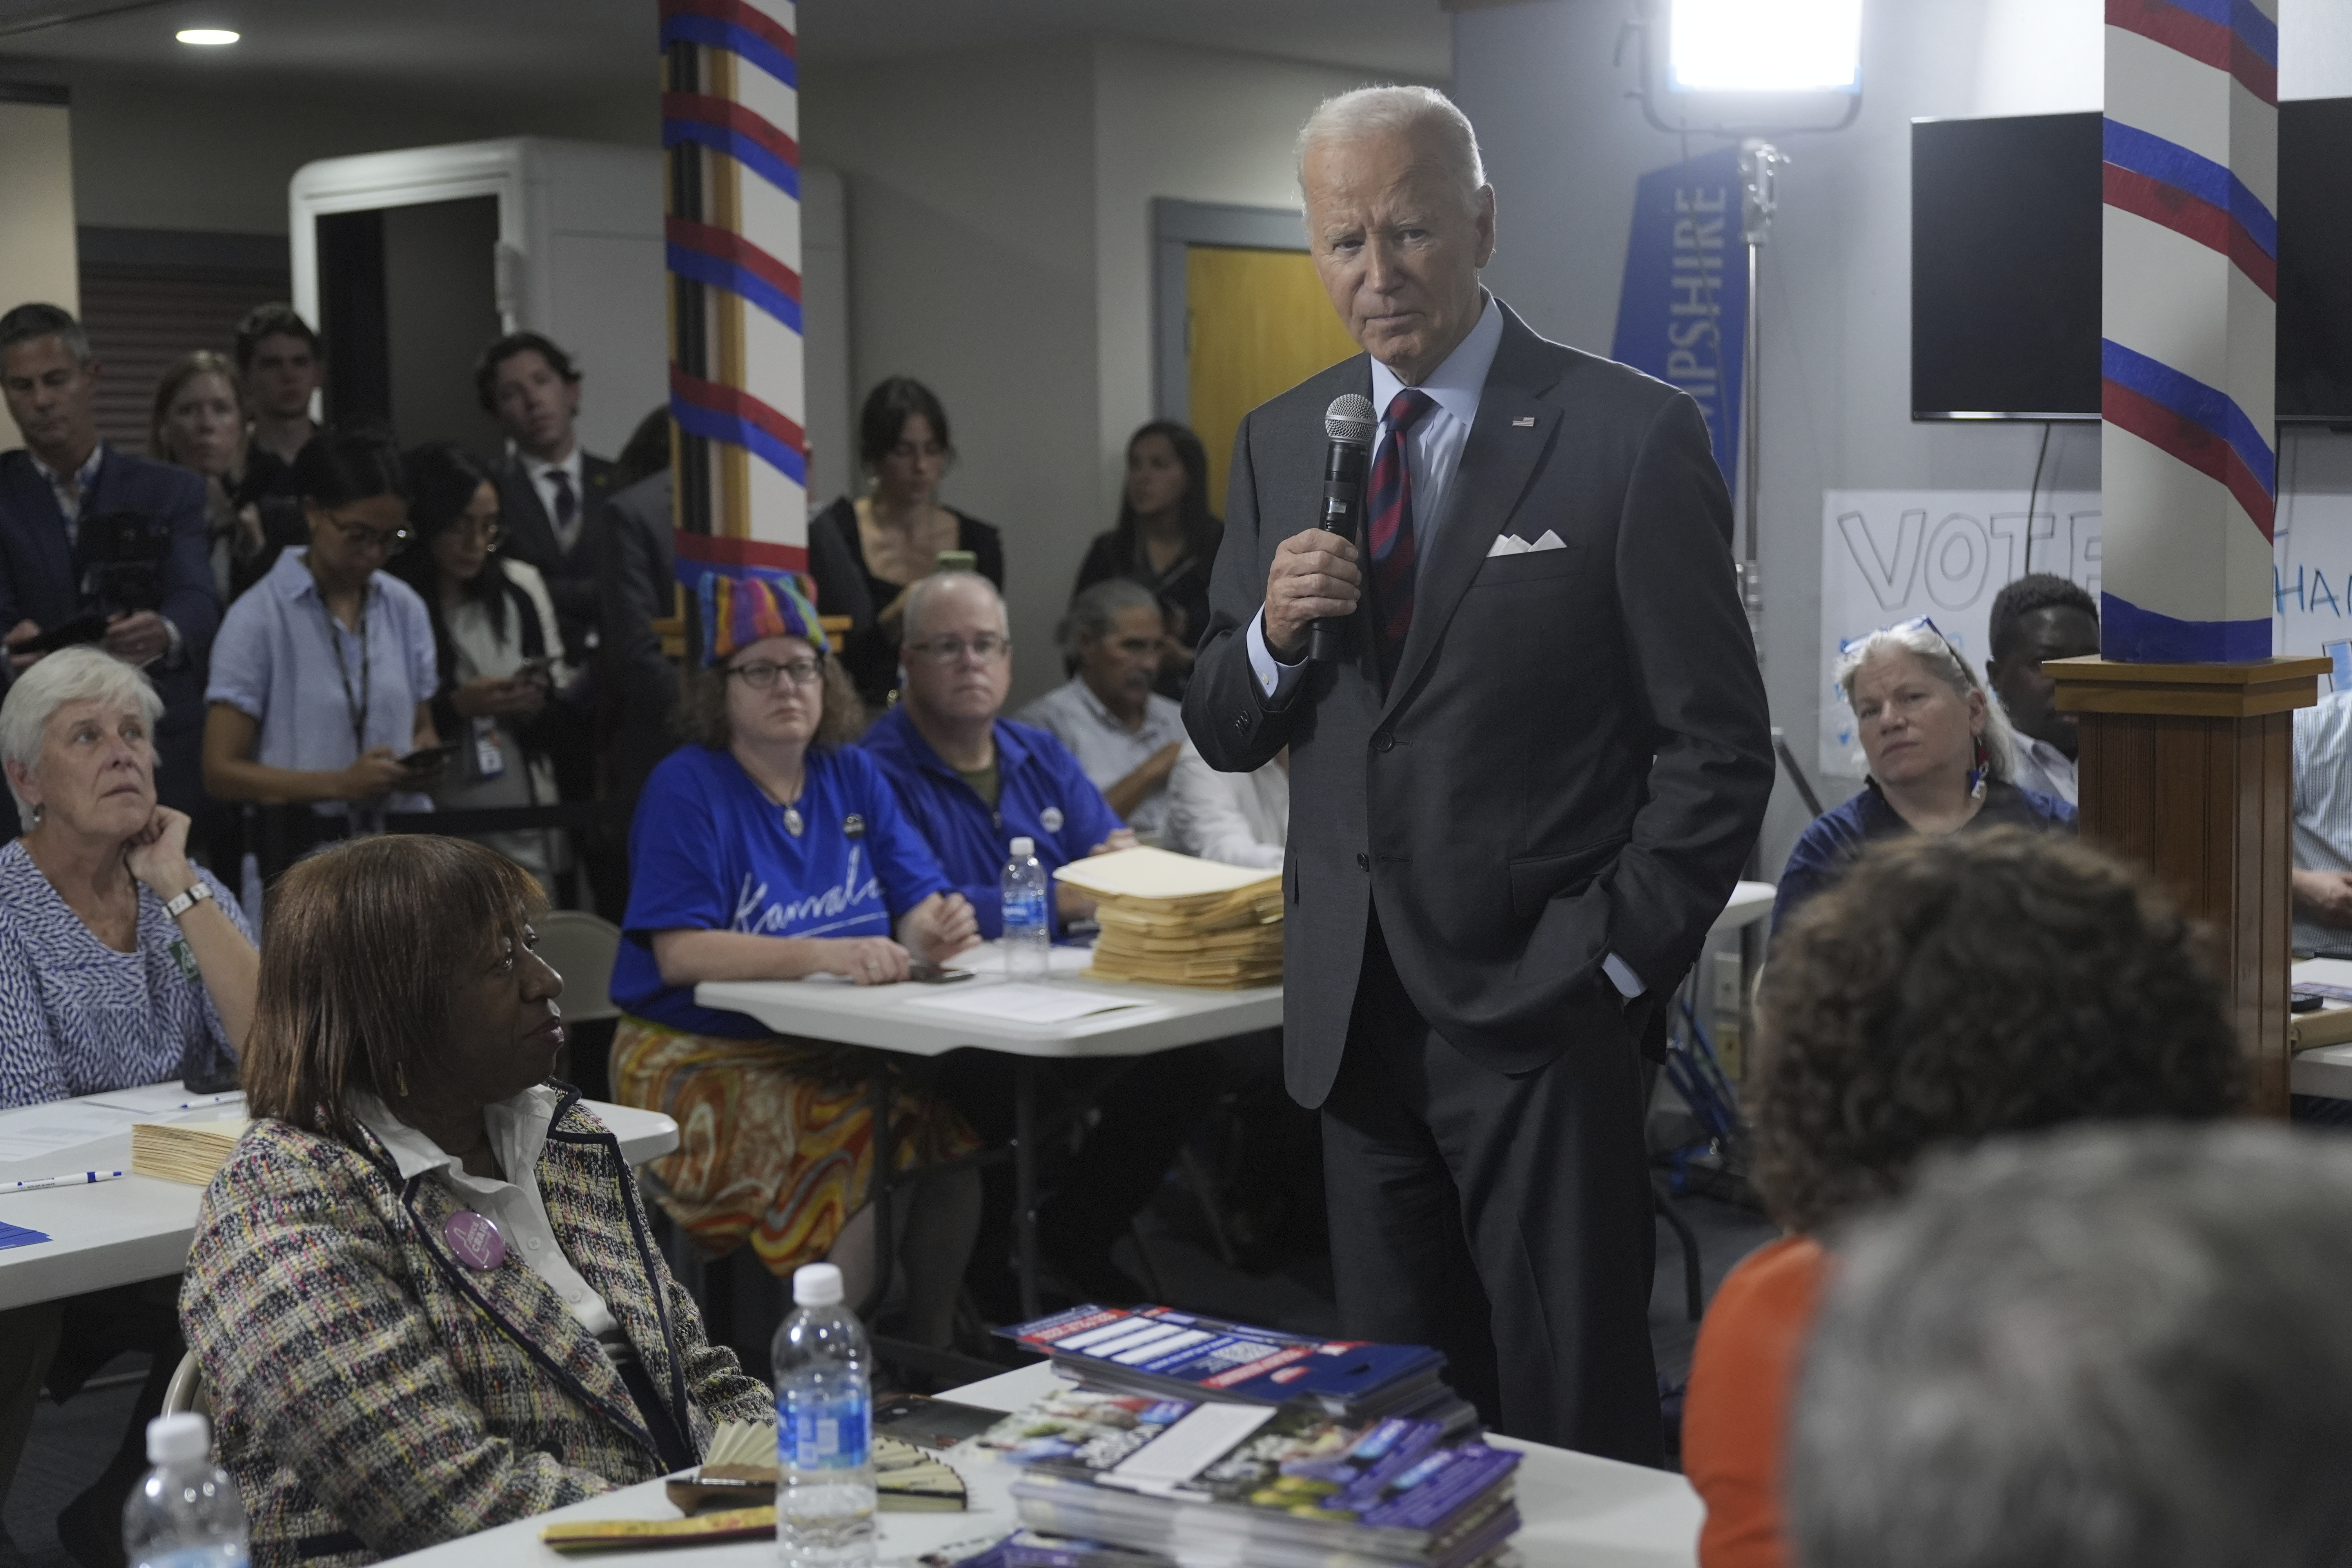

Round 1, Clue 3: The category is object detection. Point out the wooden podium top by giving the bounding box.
[2048,655,2331,719]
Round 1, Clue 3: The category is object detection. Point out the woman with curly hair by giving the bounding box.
[1683,828,2242,1568]
[608,574,982,1350]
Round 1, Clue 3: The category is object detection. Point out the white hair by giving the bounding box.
[1296,85,1488,215]
[0,646,164,819]
[1835,623,2016,786]
[900,570,1009,650]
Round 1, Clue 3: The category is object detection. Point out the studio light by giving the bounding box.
[1669,0,1863,94]
[175,28,240,45]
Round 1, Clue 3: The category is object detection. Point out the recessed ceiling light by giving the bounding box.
[175,28,240,45]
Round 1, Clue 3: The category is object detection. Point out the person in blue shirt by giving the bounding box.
[862,571,1131,935]
[1775,619,2074,935]
[609,573,981,1350]
[863,570,1249,1308]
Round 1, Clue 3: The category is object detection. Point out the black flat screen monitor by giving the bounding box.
[1911,101,2352,423]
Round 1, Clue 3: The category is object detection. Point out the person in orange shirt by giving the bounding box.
[1681,827,2243,1568]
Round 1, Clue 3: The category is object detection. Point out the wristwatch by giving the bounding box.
[163,882,213,922]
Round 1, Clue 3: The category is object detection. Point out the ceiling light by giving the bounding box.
[175,28,240,45]
[1669,0,1863,93]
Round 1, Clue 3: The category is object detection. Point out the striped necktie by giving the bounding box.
[1368,388,1435,689]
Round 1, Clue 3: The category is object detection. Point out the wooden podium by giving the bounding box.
[2049,655,2331,1114]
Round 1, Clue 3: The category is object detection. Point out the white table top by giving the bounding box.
[2292,957,2352,1100]
[698,942,1281,1061]
[383,1361,1700,1567]
[0,1087,678,1310]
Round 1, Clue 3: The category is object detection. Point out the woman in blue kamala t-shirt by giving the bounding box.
[609,575,980,1350]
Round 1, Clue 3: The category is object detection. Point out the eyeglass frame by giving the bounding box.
[323,512,412,556]
[723,650,829,690]
[903,633,1012,666]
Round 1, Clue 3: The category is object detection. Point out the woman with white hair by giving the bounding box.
[0,644,257,1564]
[1770,618,2073,933]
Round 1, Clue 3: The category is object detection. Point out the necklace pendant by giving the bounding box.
[783,806,804,837]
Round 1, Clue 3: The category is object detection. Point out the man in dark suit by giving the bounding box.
[477,330,615,666]
[0,303,220,833]
[1183,88,1772,1462]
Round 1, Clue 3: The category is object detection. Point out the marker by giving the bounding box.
[2,1171,126,1193]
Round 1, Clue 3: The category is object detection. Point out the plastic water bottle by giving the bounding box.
[123,1412,248,1568]
[773,1262,875,1567]
[1001,835,1051,982]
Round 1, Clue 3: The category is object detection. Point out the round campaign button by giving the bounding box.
[444,1210,507,1270]
[1040,806,1065,832]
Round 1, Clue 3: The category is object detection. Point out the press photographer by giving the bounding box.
[0,303,221,831]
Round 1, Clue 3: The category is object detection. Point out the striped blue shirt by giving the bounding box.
[0,840,252,1108]
[2293,688,2352,951]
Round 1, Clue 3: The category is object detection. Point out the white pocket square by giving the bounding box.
[1485,530,1568,558]
[1530,530,1567,552]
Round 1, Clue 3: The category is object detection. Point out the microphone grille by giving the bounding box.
[1324,394,1376,446]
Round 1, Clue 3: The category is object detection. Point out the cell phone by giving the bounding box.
[396,742,460,770]
[935,549,978,573]
[907,962,976,985]
[873,1393,1002,1450]
[13,612,108,656]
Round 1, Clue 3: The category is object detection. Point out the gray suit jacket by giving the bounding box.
[1183,304,1772,1105]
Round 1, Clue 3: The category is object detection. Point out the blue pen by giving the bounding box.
[1,1170,127,1193]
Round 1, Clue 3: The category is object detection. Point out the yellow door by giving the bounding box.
[1185,245,1362,515]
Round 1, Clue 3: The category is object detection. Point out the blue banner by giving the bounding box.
[1610,146,1748,484]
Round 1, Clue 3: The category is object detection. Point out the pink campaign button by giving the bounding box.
[444,1210,507,1270]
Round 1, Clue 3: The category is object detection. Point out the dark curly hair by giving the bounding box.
[1987,571,2098,660]
[1750,828,2242,1234]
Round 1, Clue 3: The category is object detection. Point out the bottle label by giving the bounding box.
[780,1390,870,1472]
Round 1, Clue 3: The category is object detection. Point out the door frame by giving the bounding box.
[1151,198,1311,425]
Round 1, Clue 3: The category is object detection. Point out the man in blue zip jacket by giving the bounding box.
[862,570,1225,1309]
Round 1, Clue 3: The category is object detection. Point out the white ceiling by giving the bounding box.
[0,0,1452,91]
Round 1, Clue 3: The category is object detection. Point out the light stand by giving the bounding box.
[1736,139,1784,660]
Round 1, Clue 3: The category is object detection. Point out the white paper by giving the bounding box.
[1107,1404,1278,1488]
[81,1082,244,1115]
[898,982,1150,1025]
[944,942,1094,978]
[0,1103,140,1163]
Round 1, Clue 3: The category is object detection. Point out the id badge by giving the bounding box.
[472,717,506,779]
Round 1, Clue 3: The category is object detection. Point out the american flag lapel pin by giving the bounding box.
[1512,416,1536,427]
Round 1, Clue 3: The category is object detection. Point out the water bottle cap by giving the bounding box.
[794,1261,846,1306]
[1010,837,1035,858]
[147,1411,209,1466]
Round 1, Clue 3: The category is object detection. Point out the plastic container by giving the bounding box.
[123,1412,248,1568]
[1001,836,1051,983]
[772,1262,875,1566]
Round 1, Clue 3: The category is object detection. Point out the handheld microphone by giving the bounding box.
[1309,394,1376,664]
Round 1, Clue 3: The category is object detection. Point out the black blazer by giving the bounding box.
[0,446,221,828]
[1183,304,1773,1104]
[495,451,617,662]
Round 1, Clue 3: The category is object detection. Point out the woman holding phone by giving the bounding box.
[391,443,572,895]
[203,429,445,850]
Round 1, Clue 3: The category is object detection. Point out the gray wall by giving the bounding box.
[802,39,1104,707]
[1453,0,2352,876]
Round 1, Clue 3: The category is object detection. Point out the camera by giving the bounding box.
[77,509,170,614]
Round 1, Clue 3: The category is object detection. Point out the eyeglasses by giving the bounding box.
[327,514,410,556]
[905,634,1010,666]
[726,656,825,690]
[449,518,504,549]
[1837,615,1954,658]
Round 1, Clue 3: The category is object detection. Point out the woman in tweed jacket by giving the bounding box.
[181,836,771,1567]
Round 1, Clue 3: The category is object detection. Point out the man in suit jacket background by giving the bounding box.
[0,303,220,833]
[478,330,614,668]
[1183,88,1772,1462]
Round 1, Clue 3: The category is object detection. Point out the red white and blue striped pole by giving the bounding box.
[659,0,809,598]
[2099,0,2278,661]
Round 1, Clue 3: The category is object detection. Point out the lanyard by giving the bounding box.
[320,593,371,756]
